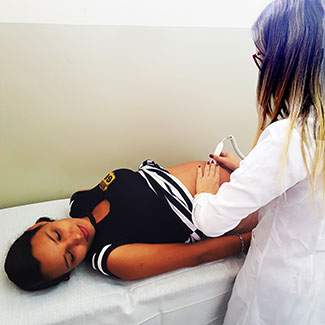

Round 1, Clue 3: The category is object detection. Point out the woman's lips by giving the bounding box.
[78,225,89,241]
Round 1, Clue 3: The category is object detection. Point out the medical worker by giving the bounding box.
[193,0,325,323]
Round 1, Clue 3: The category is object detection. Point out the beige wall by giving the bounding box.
[0,23,257,209]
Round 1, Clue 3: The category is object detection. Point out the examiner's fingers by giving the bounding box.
[209,161,216,175]
[215,165,220,177]
[204,161,211,176]
[209,154,223,163]
[197,164,203,178]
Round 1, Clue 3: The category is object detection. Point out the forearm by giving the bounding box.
[107,233,251,280]
[194,233,251,265]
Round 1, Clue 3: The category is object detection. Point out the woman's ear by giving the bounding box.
[27,221,48,231]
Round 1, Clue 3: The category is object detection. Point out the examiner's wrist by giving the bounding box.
[236,232,251,256]
[194,192,213,198]
[235,233,245,258]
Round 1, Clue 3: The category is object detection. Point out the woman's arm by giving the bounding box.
[193,121,310,237]
[106,233,251,280]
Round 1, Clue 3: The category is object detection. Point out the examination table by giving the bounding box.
[1,199,244,325]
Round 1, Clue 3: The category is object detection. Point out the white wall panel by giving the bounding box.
[0,24,258,208]
[0,0,273,28]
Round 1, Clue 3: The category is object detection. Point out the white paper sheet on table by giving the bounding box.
[0,199,244,325]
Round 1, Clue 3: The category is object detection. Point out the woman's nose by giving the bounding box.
[67,232,82,246]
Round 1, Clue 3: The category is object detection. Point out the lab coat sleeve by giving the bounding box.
[193,120,310,237]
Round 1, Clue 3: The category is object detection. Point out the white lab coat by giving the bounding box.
[193,117,325,324]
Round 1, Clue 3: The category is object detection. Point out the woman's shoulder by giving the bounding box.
[70,187,105,218]
[260,118,306,143]
[262,116,315,146]
[257,119,290,146]
[264,118,289,134]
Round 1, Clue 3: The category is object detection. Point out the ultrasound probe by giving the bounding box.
[209,135,246,163]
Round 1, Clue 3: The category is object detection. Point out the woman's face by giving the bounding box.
[30,218,95,279]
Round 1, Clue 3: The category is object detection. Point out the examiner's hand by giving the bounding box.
[209,151,240,172]
[196,162,220,195]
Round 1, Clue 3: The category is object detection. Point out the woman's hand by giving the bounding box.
[209,151,241,172]
[196,162,220,195]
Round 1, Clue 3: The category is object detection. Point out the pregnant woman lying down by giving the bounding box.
[5,159,257,291]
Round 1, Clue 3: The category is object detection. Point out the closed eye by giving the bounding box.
[68,251,75,263]
[54,230,61,241]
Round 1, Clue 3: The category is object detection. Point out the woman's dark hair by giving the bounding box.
[4,217,71,291]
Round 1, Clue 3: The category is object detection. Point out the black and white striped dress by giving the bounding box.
[138,160,203,242]
[70,159,204,277]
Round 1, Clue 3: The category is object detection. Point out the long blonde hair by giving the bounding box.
[252,0,325,191]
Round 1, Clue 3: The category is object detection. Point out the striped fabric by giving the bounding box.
[90,159,204,276]
[138,160,203,243]
[91,244,112,276]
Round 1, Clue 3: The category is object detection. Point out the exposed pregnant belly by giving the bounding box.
[165,161,230,196]
[166,161,258,234]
